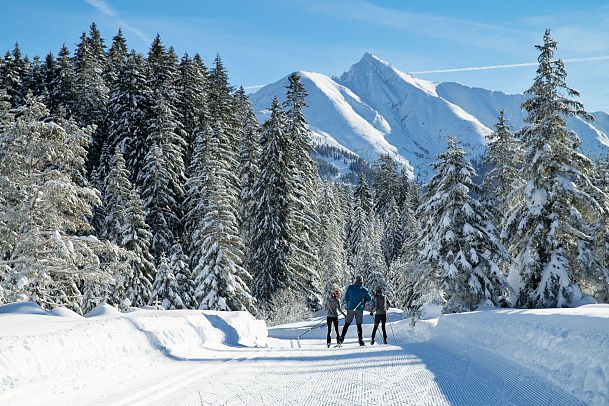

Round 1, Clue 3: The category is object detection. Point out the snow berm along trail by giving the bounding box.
[0,302,607,405]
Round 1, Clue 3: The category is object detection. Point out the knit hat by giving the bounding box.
[354,275,363,285]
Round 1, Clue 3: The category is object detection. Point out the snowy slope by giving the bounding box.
[337,53,491,179]
[436,81,609,158]
[252,53,609,179]
[250,69,414,177]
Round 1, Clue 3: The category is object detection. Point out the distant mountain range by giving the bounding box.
[251,52,609,180]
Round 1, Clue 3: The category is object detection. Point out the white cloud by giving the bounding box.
[412,55,609,75]
[85,0,150,43]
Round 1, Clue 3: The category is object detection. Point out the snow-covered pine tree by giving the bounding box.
[149,255,184,310]
[146,35,179,104]
[481,110,523,221]
[102,146,155,308]
[380,196,403,267]
[104,29,128,84]
[251,97,292,301]
[137,96,186,259]
[73,28,109,177]
[107,50,153,186]
[355,215,387,292]
[346,174,374,268]
[73,30,108,126]
[189,120,255,311]
[0,95,122,312]
[283,73,322,305]
[354,173,373,214]
[419,137,510,313]
[373,154,399,215]
[23,55,45,99]
[184,57,254,311]
[591,158,609,303]
[318,181,349,296]
[169,242,195,308]
[176,52,208,166]
[235,87,261,274]
[1,43,27,106]
[504,30,608,307]
[49,44,76,116]
[391,193,423,310]
[41,52,57,109]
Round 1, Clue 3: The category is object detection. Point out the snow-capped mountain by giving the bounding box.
[251,53,609,180]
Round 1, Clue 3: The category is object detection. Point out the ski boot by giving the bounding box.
[327,343,331,348]
[370,338,375,345]
[383,338,388,344]
[359,340,365,346]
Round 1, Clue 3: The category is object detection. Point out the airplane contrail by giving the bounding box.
[244,84,266,90]
[412,55,609,74]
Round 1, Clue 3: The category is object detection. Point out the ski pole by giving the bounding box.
[297,318,326,340]
[350,298,366,312]
[386,311,397,344]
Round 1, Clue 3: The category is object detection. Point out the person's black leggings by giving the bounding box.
[371,314,387,341]
[327,317,339,344]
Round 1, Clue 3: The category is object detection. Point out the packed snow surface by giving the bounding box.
[0,302,607,405]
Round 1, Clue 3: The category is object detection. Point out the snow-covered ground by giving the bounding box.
[1,302,607,405]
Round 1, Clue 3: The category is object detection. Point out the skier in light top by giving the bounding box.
[339,276,372,346]
[324,289,345,348]
[369,287,388,345]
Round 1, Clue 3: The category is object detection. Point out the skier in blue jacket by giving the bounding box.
[338,275,372,346]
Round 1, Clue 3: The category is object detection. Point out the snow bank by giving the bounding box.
[0,303,267,397]
[399,305,609,405]
[0,301,48,315]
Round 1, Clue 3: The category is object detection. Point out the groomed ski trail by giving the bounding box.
[142,321,584,406]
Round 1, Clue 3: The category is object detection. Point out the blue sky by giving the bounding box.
[2,0,609,111]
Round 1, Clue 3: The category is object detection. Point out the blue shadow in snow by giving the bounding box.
[205,314,246,348]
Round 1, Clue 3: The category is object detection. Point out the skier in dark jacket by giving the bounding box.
[369,287,389,345]
[339,276,372,346]
[324,289,345,347]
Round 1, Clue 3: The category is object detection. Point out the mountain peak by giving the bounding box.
[357,52,394,70]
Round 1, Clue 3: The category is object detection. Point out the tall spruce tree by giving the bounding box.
[102,147,155,308]
[138,96,186,259]
[504,30,608,307]
[481,110,523,219]
[189,120,255,311]
[373,154,399,216]
[318,181,349,295]
[184,56,254,311]
[73,29,109,176]
[235,87,261,274]
[50,44,75,116]
[105,29,128,83]
[176,53,207,165]
[107,51,153,186]
[283,73,322,303]
[419,138,510,312]
[252,98,292,301]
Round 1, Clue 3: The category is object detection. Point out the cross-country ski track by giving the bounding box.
[94,319,583,405]
[2,305,603,406]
